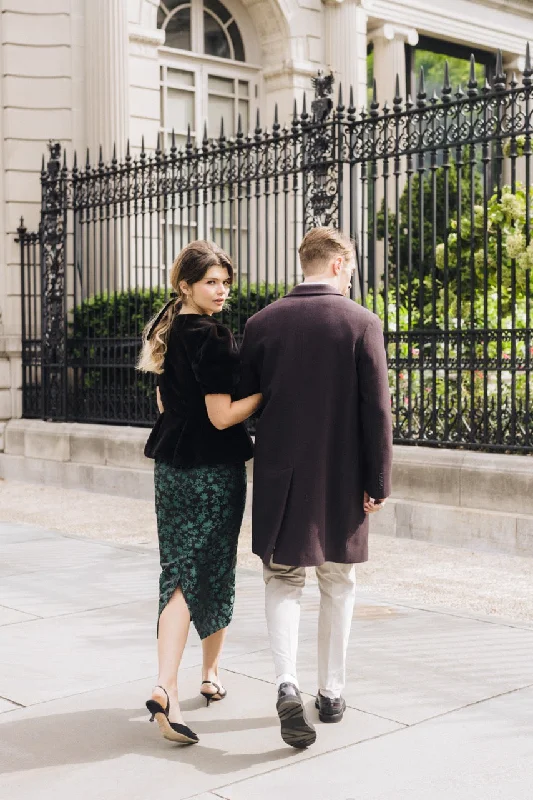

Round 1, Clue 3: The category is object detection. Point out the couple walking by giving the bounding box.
[138,227,393,750]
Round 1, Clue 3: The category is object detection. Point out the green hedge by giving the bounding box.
[70,282,292,340]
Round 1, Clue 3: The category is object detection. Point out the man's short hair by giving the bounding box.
[298,227,355,276]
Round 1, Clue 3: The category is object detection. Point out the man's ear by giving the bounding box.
[332,256,343,276]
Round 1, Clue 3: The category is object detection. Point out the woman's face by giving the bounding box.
[182,265,232,315]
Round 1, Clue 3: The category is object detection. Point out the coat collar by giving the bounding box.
[285,283,343,298]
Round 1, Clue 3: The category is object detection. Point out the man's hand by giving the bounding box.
[364,491,386,514]
[156,386,164,414]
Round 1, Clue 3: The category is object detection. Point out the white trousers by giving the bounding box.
[263,560,356,699]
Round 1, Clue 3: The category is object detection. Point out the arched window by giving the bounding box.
[158,0,245,62]
[158,0,258,148]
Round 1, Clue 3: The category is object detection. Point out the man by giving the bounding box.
[238,227,393,749]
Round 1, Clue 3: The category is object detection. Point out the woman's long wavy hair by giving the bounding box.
[137,240,234,374]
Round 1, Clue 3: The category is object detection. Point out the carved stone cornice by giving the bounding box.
[503,54,526,72]
[362,0,530,57]
[322,0,371,7]
[129,25,166,47]
[369,23,418,46]
[471,0,533,17]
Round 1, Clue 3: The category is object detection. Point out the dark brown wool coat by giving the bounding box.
[237,284,393,567]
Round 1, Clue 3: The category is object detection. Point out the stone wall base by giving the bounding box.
[0,452,154,500]
[1,419,532,557]
[371,498,533,558]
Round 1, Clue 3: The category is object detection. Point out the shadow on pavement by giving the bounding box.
[0,706,303,776]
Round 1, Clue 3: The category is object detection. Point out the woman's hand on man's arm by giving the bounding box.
[205,393,262,430]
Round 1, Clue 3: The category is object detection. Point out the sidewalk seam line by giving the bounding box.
[370,597,533,631]
[0,603,42,622]
[0,598,155,625]
[0,694,25,708]
[202,681,533,796]
[221,665,407,726]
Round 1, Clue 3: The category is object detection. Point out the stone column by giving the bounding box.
[324,0,368,111]
[85,0,129,160]
[368,25,416,291]
[371,24,418,109]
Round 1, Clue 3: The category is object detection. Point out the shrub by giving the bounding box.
[436,183,533,318]
[375,159,483,306]
[70,282,292,341]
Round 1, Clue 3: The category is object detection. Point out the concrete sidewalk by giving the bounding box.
[0,521,532,800]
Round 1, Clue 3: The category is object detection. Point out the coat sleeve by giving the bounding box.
[357,315,393,499]
[191,322,241,396]
[234,320,261,398]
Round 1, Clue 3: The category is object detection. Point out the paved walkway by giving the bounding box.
[2,478,533,621]
[0,521,532,800]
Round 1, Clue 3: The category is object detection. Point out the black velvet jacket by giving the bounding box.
[144,314,253,468]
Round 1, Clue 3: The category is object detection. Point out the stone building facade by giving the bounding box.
[0,0,532,431]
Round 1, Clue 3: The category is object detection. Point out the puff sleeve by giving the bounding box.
[191,321,241,395]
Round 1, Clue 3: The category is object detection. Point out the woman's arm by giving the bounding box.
[205,393,262,430]
[156,386,164,414]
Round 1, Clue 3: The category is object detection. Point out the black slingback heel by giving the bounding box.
[146,685,199,744]
[200,680,228,707]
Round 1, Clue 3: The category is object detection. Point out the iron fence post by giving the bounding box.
[41,141,67,420]
[305,71,338,229]
[16,219,28,417]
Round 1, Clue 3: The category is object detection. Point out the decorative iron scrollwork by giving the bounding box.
[311,71,334,121]
[41,141,66,419]
[304,70,338,230]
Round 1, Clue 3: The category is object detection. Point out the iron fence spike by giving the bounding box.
[444,60,450,89]
[494,50,506,90]
[417,66,426,100]
[348,85,355,112]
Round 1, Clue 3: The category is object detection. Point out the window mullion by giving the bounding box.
[191,0,203,55]
[198,63,206,146]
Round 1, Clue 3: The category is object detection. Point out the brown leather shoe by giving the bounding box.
[315,692,346,723]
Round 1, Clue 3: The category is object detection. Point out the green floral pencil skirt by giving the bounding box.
[154,460,247,640]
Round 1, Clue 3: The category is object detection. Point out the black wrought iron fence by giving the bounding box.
[18,52,533,451]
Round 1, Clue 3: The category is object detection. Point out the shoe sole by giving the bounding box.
[314,699,345,724]
[149,709,199,745]
[277,697,316,749]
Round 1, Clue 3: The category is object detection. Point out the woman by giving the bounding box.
[138,240,261,745]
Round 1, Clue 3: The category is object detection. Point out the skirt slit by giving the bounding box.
[154,460,246,641]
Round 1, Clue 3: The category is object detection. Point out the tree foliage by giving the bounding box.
[376,159,483,309]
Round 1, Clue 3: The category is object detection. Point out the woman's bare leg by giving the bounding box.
[153,587,190,724]
[201,627,227,694]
